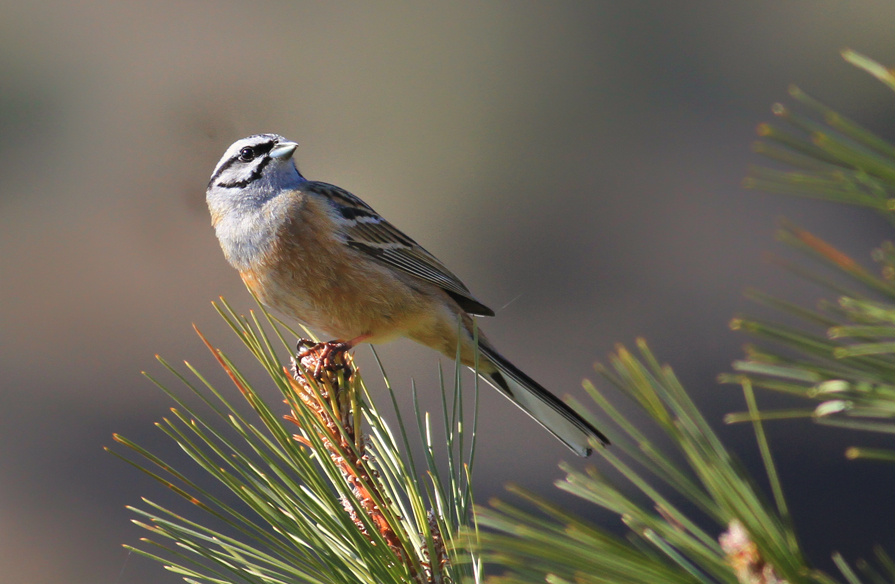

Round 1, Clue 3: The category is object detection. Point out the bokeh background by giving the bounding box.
[3,2,895,582]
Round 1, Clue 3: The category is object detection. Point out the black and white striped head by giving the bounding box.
[207,134,304,194]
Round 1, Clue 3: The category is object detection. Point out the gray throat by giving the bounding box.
[207,188,296,272]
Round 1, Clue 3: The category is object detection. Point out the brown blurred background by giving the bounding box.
[2,2,895,582]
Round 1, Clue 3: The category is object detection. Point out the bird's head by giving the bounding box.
[207,134,304,200]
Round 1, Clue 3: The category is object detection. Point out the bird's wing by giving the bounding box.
[309,182,495,317]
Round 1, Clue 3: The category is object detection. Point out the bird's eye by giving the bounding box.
[238,147,256,162]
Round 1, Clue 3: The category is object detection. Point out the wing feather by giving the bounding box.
[307,182,495,317]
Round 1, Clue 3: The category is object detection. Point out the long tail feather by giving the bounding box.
[476,344,609,456]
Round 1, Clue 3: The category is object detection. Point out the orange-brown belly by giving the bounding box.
[241,257,435,343]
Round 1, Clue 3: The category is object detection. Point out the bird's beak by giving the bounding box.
[270,141,299,160]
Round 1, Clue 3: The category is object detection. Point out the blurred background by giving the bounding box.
[2,2,895,582]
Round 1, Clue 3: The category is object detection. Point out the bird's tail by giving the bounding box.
[476,343,609,456]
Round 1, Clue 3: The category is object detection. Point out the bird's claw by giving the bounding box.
[295,339,351,380]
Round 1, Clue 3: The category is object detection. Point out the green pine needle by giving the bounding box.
[111,297,482,584]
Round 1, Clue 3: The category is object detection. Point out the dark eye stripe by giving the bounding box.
[208,157,236,187]
[208,140,276,188]
[216,155,273,189]
[252,141,275,156]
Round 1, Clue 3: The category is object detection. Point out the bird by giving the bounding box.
[206,134,609,456]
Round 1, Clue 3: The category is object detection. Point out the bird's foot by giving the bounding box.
[295,339,352,380]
